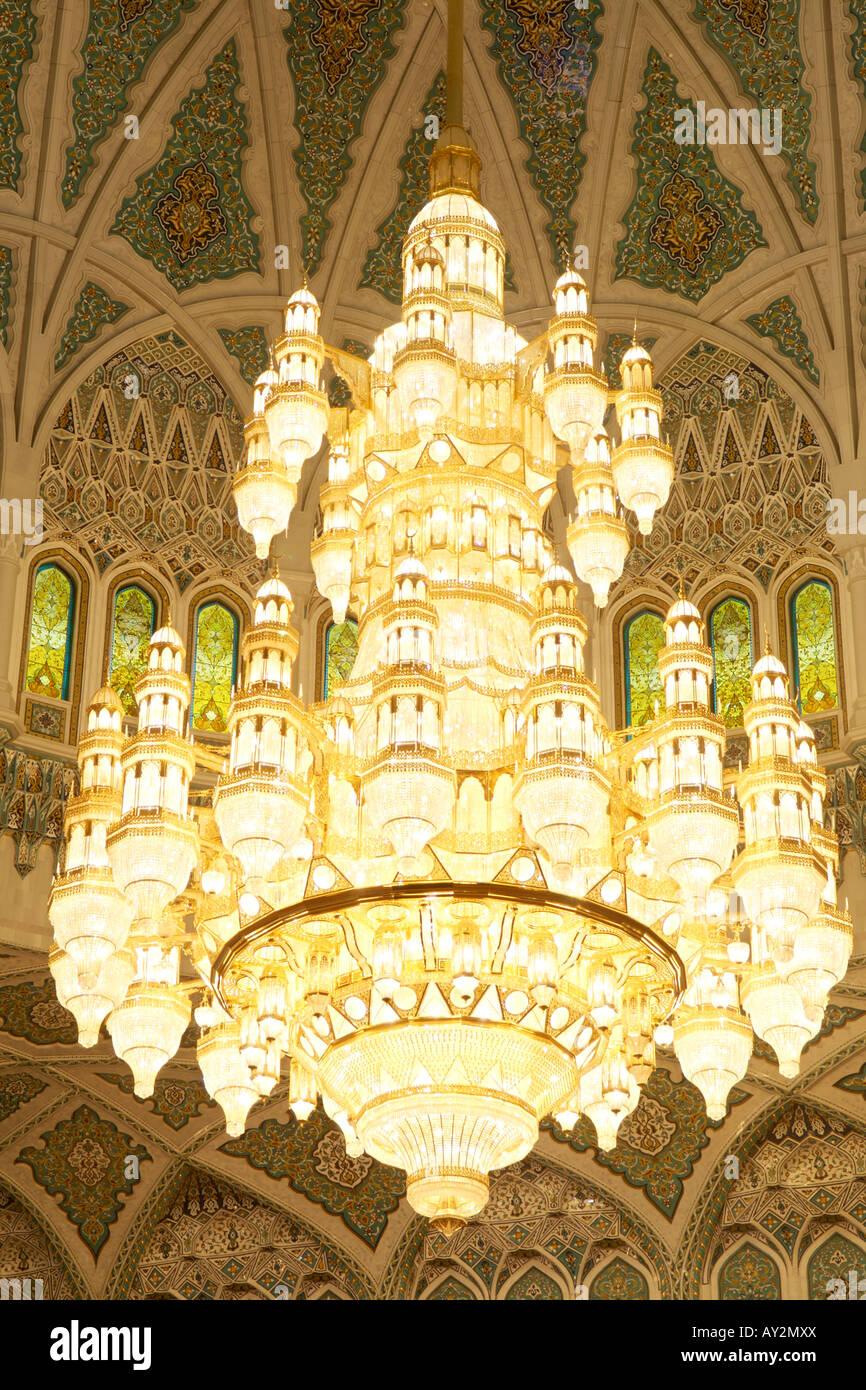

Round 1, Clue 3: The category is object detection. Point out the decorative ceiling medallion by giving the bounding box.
[110,41,259,291]
[650,172,723,274]
[63,0,196,208]
[616,50,767,300]
[155,162,227,265]
[118,0,155,29]
[717,0,769,42]
[311,0,383,91]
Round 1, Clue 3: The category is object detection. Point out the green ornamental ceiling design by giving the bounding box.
[62,0,197,207]
[693,0,817,223]
[54,281,130,371]
[111,40,260,291]
[615,50,767,302]
[0,0,37,191]
[479,0,603,264]
[746,295,820,385]
[217,326,270,385]
[285,0,410,274]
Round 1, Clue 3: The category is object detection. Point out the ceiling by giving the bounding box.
[0,0,864,510]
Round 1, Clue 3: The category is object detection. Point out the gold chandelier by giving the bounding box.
[49,1,850,1233]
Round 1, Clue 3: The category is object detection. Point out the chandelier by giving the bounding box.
[49,3,850,1234]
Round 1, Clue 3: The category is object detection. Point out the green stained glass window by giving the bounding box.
[710,597,753,728]
[191,602,238,733]
[624,611,664,727]
[792,579,838,713]
[324,618,358,698]
[25,564,74,700]
[109,585,156,714]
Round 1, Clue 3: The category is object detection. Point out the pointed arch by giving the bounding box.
[17,545,91,743]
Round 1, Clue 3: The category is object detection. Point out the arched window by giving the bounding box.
[717,1241,781,1299]
[25,563,75,700]
[323,618,358,699]
[624,610,664,727]
[709,597,753,728]
[191,601,239,733]
[791,579,839,713]
[109,585,156,714]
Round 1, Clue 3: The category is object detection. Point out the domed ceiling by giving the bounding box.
[0,0,864,516]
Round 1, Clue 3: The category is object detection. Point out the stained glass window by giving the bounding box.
[191,602,238,733]
[109,585,156,714]
[25,564,74,700]
[324,618,358,698]
[710,597,753,728]
[624,611,664,727]
[792,579,838,713]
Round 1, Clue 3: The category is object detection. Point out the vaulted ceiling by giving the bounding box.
[1,0,865,509]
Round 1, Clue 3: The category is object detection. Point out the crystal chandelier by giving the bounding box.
[49,1,850,1233]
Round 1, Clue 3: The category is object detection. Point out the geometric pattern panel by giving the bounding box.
[0,1186,82,1299]
[0,748,78,879]
[613,341,832,600]
[717,1240,782,1299]
[478,0,603,264]
[693,0,817,223]
[616,50,766,301]
[40,331,258,592]
[720,1104,866,1265]
[121,1165,375,1300]
[110,42,260,290]
[62,0,197,207]
[284,0,409,274]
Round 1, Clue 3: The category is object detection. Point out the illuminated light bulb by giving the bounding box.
[567,435,630,609]
[674,1005,752,1121]
[239,892,260,918]
[198,1022,259,1137]
[610,341,673,535]
[787,905,853,1023]
[589,961,617,1028]
[653,1023,674,1047]
[579,1056,639,1151]
[51,946,135,1048]
[728,940,750,964]
[528,931,557,1005]
[108,983,190,1098]
[289,1062,318,1122]
[201,870,225,895]
[741,965,816,1079]
[257,970,289,1042]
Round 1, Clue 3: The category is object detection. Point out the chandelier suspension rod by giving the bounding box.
[445,0,464,127]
